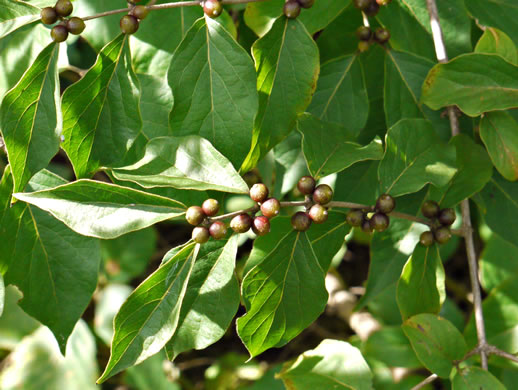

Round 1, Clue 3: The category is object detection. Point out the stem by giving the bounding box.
[410,374,438,390]
[209,205,259,222]
[425,0,488,369]
[361,11,370,28]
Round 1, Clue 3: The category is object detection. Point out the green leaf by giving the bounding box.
[242,17,319,171]
[98,243,198,383]
[0,43,60,193]
[298,113,383,179]
[480,111,518,181]
[165,236,240,359]
[480,233,518,291]
[273,131,308,198]
[334,160,380,205]
[61,34,142,178]
[378,119,457,197]
[402,314,467,378]
[0,274,3,317]
[13,179,186,239]
[397,244,445,320]
[111,136,249,194]
[475,28,518,66]
[125,351,181,390]
[421,53,518,117]
[94,284,133,345]
[0,0,41,39]
[452,366,506,390]
[168,17,258,168]
[138,74,174,139]
[307,54,369,136]
[278,339,373,390]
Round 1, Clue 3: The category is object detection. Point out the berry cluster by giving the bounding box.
[356,26,390,52]
[346,194,395,234]
[291,176,333,231]
[283,0,315,19]
[186,199,228,243]
[419,201,456,246]
[41,0,85,43]
[120,4,149,35]
[353,0,391,17]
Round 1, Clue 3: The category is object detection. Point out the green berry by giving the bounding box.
[192,226,210,244]
[261,198,281,218]
[376,193,395,214]
[353,0,371,9]
[356,26,372,41]
[202,199,220,217]
[130,5,149,20]
[420,231,434,247]
[297,176,316,195]
[209,221,227,239]
[313,184,333,205]
[120,15,139,34]
[186,206,206,226]
[361,218,373,234]
[250,183,269,203]
[252,216,270,236]
[51,25,68,42]
[374,27,390,43]
[346,209,364,227]
[308,204,328,224]
[364,1,380,16]
[41,7,58,25]
[297,0,315,8]
[291,211,312,231]
[283,0,301,18]
[434,226,452,245]
[438,208,456,226]
[370,212,390,232]
[54,0,73,17]
[421,200,440,219]
[230,214,253,233]
[66,17,86,35]
[358,41,370,52]
[203,0,223,18]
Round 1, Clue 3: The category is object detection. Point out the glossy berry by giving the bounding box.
[358,41,370,52]
[186,206,206,226]
[252,216,270,236]
[376,194,395,214]
[291,211,312,231]
[438,208,456,226]
[361,218,373,234]
[130,5,149,20]
[374,27,390,43]
[209,221,227,239]
[297,0,315,8]
[308,204,328,224]
[192,226,210,244]
[230,214,253,233]
[66,17,86,35]
[313,184,333,205]
[41,7,58,25]
[376,0,392,5]
[434,226,452,245]
[55,0,73,17]
[421,200,440,219]
[283,0,301,19]
[202,199,220,217]
[420,231,435,247]
[353,0,371,10]
[250,183,269,203]
[356,26,372,41]
[346,209,364,227]
[261,198,281,218]
[364,1,380,16]
[203,0,223,18]
[51,25,68,42]
[370,212,390,232]
[297,176,316,195]
[120,15,139,34]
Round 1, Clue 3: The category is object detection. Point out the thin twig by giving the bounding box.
[425,0,488,369]
[209,205,259,222]
[487,345,518,364]
[410,374,438,390]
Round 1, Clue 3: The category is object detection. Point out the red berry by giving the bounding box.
[252,216,270,236]
[230,214,253,233]
[291,212,312,231]
[261,198,281,218]
[192,226,210,244]
[186,206,206,226]
[308,204,328,224]
[283,0,301,18]
[203,0,223,18]
[202,199,220,216]
[209,221,227,240]
[297,176,316,195]
[313,184,333,205]
[250,183,269,203]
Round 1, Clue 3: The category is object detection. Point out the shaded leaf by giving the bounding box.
[139,74,174,139]
[465,0,518,46]
[94,284,133,345]
[452,366,506,390]
[480,233,518,291]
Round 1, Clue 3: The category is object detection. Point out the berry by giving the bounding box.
[202,199,220,216]
[434,226,452,245]
[51,25,68,42]
[308,204,328,224]
[364,1,380,16]
[313,184,333,205]
[209,221,227,239]
[66,17,85,35]
[186,206,206,226]
[420,231,434,247]
[283,0,301,18]
[374,27,390,43]
[203,0,223,18]
[230,214,253,233]
[291,211,312,231]
[41,7,58,25]
[250,183,269,203]
[356,26,372,41]
[421,200,440,219]
[130,5,149,20]
[438,208,456,226]
[370,212,390,232]
[297,176,316,195]
[346,209,364,227]
[243,171,260,188]
[120,15,139,34]
[353,0,371,9]
[297,0,315,8]
[261,198,281,218]
[358,41,370,52]
[376,0,392,5]
[192,226,210,244]
[54,0,73,17]
[252,216,270,236]
[376,194,395,214]
[361,218,373,234]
